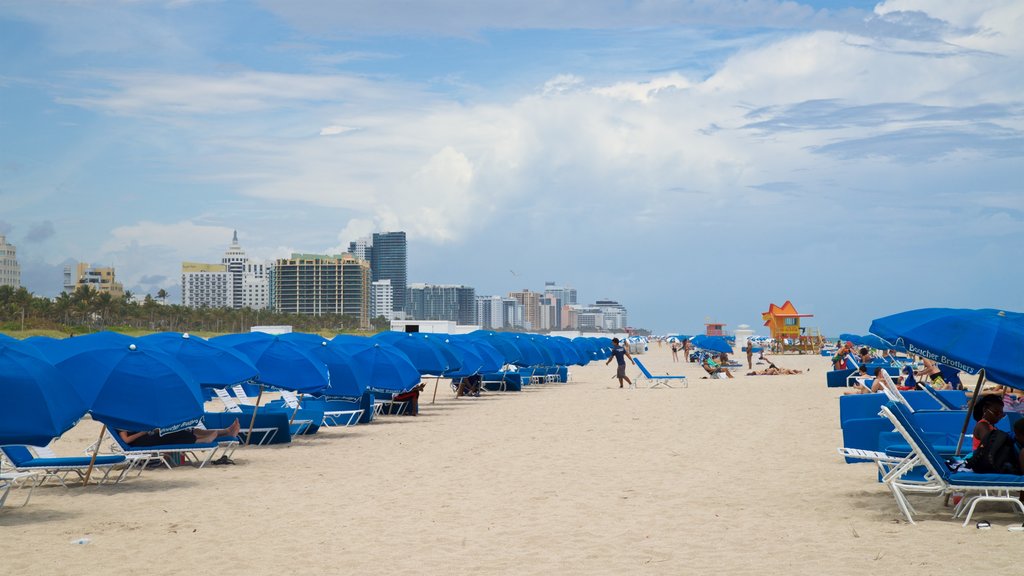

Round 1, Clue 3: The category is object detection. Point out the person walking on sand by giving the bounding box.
[606,337,636,388]
[746,339,755,370]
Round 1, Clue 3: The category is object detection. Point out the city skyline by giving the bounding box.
[3,1,1021,334]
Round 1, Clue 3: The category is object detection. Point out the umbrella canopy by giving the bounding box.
[26,331,135,364]
[212,332,330,394]
[0,340,87,446]
[373,332,461,375]
[467,331,523,365]
[140,332,259,388]
[279,333,367,399]
[442,339,489,377]
[54,340,205,433]
[497,334,550,367]
[329,335,420,393]
[691,335,733,354]
[551,336,588,366]
[571,337,600,362]
[449,335,507,370]
[870,308,1024,390]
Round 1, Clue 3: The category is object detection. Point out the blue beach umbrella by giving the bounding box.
[27,331,135,364]
[551,336,588,366]
[54,341,205,434]
[279,333,367,400]
[691,335,733,354]
[467,331,523,365]
[870,307,1024,453]
[140,332,258,388]
[0,340,87,447]
[450,336,507,370]
[571,337,600,362]
[373,332,461,375]
[0,333,16,342]
[212,332,330,395]
[499,334,549,367]
[442,340,488,378]
[329,335,420,394]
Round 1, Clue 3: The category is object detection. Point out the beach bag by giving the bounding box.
[967,429,1020,475]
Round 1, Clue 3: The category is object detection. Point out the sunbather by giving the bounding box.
[454,375,480,399]
[119,419,240,447]
[394,382,427,414]
[972,394,1004,451]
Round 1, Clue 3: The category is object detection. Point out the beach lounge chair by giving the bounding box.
[633,359,686,389]
[879,402,1024,526]
[231,385,316,435]
[105,428,232,470]
[372,391,408,416]
[212,388,282,445]
[0,470,39,509]
[0,445,129,487]
[279,390,361,428]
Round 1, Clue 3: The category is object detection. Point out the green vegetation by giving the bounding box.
[0,285,385,338]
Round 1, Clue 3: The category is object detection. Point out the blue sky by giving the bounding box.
[1,0,1022,335]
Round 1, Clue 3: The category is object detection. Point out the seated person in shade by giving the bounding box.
[845,367,887,395]
[454,374,482,399]
[701,355,733,378]
[119,418,240,447]
[857,347,874,366]
[393,382,427,415]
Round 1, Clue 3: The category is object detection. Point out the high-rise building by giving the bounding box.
[222,231,247,309]
[181,262,232,308]
[539,295,559,331]
[241,261,272,310]
[407,283,476,324]
[347,236,371,262]
[0,235,19,288]
[271,253,370,327]
[475,295,522,329]
[369,231,407,314]
[508,289,541,330]
[63,263,124,298]
[543,282,577,330]
[371,279,395,320]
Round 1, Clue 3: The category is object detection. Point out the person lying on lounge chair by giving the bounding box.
[701,355,733,378]
[119,419,241,447]
[394,382,428,415]
[844,367,887,394]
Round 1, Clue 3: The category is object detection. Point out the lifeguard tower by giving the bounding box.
[704,322,726,336]
[761,301,815,353]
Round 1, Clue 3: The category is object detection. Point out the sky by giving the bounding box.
[1,0,1022,335]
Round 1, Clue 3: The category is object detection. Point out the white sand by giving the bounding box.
[2,347,1020,575]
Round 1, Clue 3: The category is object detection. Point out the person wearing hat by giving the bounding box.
[605,337,636,388]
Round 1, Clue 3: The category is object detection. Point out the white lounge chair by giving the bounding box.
[879,402,1024,526]
[213,388,279,445]
[279,390,362,428]
[0,445,130,487]
[633,358,687,389]
[0,471,39,509]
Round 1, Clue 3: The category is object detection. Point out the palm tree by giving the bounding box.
[156,288,168,304]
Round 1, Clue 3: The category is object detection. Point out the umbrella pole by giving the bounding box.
[430,375,440,404]
[289,393,303,425]
[955,370,986,456]
[83,424,107,486]
[245,385,265,447]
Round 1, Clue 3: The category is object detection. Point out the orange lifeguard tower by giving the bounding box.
[705,322,726,336]
[762,301,814,352]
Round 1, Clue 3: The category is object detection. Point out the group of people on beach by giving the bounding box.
[609,337,801,386]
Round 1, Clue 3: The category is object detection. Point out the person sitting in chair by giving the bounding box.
[394,382,428,414]
[701,355,733,378]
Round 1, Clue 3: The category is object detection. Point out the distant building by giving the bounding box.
[241,261,272,310]
[370,231,407,314]
[271,253,370,327]
[181,262,232,308]
[63,262,124,298]
[594,299,628,330]
[371,279,396,320]
[476,295,522,329]
[222,231,247,309]
[347,231,408,318]
[564,300,628,331]
[0,235,19,288]
[407,283,476,325]
[508,289,542,330]
[543,282,577,330]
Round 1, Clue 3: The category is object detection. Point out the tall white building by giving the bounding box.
[475,295,523,329]
[371,279,395,320]
[347,236,371,262]
[0,235,20,288]
[241,261,272,310]
[181,262,232,308]
[222,231,247,309]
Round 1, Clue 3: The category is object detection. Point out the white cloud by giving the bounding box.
[319,125,355,136]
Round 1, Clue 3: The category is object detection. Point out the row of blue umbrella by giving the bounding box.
[0,330,613,450]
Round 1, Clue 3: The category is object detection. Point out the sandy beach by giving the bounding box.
[2,347,1021,575]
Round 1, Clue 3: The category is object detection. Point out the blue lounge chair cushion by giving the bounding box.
[2,446,127,467]
[948,472,1024,486]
